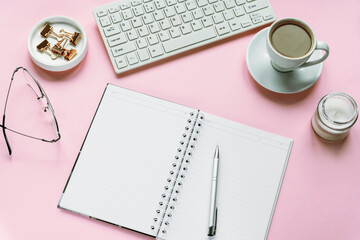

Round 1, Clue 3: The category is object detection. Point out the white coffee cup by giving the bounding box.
[266,18,329,72]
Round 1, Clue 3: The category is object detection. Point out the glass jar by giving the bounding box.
[311,92,358,142]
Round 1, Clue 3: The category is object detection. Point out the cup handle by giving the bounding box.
[299,41,329,69]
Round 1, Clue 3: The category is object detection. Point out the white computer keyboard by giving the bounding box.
[93,0,275,74]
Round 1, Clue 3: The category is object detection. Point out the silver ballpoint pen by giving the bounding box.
[208,145,219,237]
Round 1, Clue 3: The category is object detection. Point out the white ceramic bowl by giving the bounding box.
[27,15,87,72]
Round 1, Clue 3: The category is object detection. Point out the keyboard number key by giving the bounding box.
[115,56,128,69]
[110,13,122,23]
[99,16,111,27]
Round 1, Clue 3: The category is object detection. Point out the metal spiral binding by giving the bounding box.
[151,111,204,236]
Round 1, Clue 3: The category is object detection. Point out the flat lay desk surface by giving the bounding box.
[1,0,360,239]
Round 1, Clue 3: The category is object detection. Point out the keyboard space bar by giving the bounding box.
[163,28,217,53]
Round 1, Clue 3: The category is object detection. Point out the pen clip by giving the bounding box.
[214,207,217,235]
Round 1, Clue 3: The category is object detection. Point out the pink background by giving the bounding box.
[1,0,360,239]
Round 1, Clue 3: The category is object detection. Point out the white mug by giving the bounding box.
[266,18,329,72]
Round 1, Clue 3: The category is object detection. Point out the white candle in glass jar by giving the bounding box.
[311,92,358,142]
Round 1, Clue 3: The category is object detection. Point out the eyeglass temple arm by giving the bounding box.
[1,114,12,155]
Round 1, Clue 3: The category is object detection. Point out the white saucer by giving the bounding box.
[27,16,87,72]
[246,28,323,94]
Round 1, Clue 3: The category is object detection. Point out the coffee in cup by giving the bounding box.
[266,18,329,72]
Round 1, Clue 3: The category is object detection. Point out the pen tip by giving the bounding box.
[215,145,219,157]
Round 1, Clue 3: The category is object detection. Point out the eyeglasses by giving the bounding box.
[0,67,61,155]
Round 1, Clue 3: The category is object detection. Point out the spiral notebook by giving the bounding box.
[58,84,293,240]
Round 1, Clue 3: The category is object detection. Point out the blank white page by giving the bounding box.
[162,112,292,240]
[59,84,195,237]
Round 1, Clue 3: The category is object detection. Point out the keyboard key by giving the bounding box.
[159,19,171,30]
[215,22,230,35]
[131,18,143,27]
[181,12,193,23]
[131,0,142,6]
[122,9,134,20]
[127,52,139,65]
[169,27,181,38]
[212,13,224,23]
[120,21,132,31]
[223,10,234,20]
[244,0,268,13]
[196,0,208,7]
[154,11,165,21]
[224,0,236,8]
[147,35,159,45]
[149,45,164,57]
[138,49,150,61]
[133,6,145,16]
[97,9,108,17]
[109,6,120,13]
[144,2,156,12]
[201,16,213,27]
[143,14,154,24]
[192,9,204,19]
[252,17,262,24]
[239,15,252,27]
[154,0,166,9]
[203,5,215,16]
[228,19,241,30]
[103,25,121,37]
[170,16,182,26]
[111,42,136,57]
[111,13,122,23]
[235,0,246,5]
[175,4,186,14]
[115,56,128,69]
[136,38,148,48]
[185,0,197,10]
[190,20,203,31]
[127,29,139,40]
[100,16,111,27]
[180,23,192,34]
[166,0,177,6]
[163,27,216,53]
[249,12,261,19]
[263,13,274,20]
[233,6,245,16]
[159,31,170,41]
[164,7,176,17]
[213,2,225,12]
[138,26,150,36]
[209,0,218,3]
[107,33,127,47]
[149,23,161,33]
[120,2,131,9]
